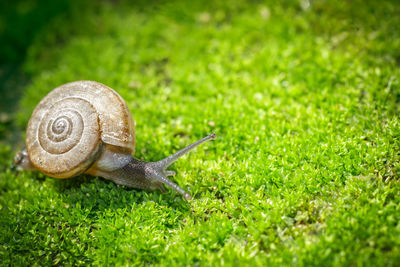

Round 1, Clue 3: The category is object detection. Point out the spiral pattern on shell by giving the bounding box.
[27,97,101,178]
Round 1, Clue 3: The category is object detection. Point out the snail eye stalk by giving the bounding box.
[145,133,217,200]
[157,133,217,169]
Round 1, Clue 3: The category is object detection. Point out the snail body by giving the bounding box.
[15,81,216,200]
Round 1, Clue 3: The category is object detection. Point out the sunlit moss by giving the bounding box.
[1,0,400,265]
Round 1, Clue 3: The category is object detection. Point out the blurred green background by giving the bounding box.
[1,0,400,266]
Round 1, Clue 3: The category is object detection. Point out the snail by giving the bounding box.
[14,81,216,200]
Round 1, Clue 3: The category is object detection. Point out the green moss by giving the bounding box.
[1,0,400,265]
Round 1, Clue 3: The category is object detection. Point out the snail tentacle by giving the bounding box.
[157,133,217,169]
[144,133,217,200]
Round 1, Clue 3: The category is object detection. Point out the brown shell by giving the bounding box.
[26,81,136,178]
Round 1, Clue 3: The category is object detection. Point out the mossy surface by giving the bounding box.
[1,0,400,265]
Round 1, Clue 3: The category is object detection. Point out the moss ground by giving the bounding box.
[1,0,400,265]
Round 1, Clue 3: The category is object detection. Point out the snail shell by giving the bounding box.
[26,81,135,178]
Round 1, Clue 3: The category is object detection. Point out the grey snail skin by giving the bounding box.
[14,81,216,200]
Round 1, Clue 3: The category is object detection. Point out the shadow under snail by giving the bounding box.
[14,81,216,200]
